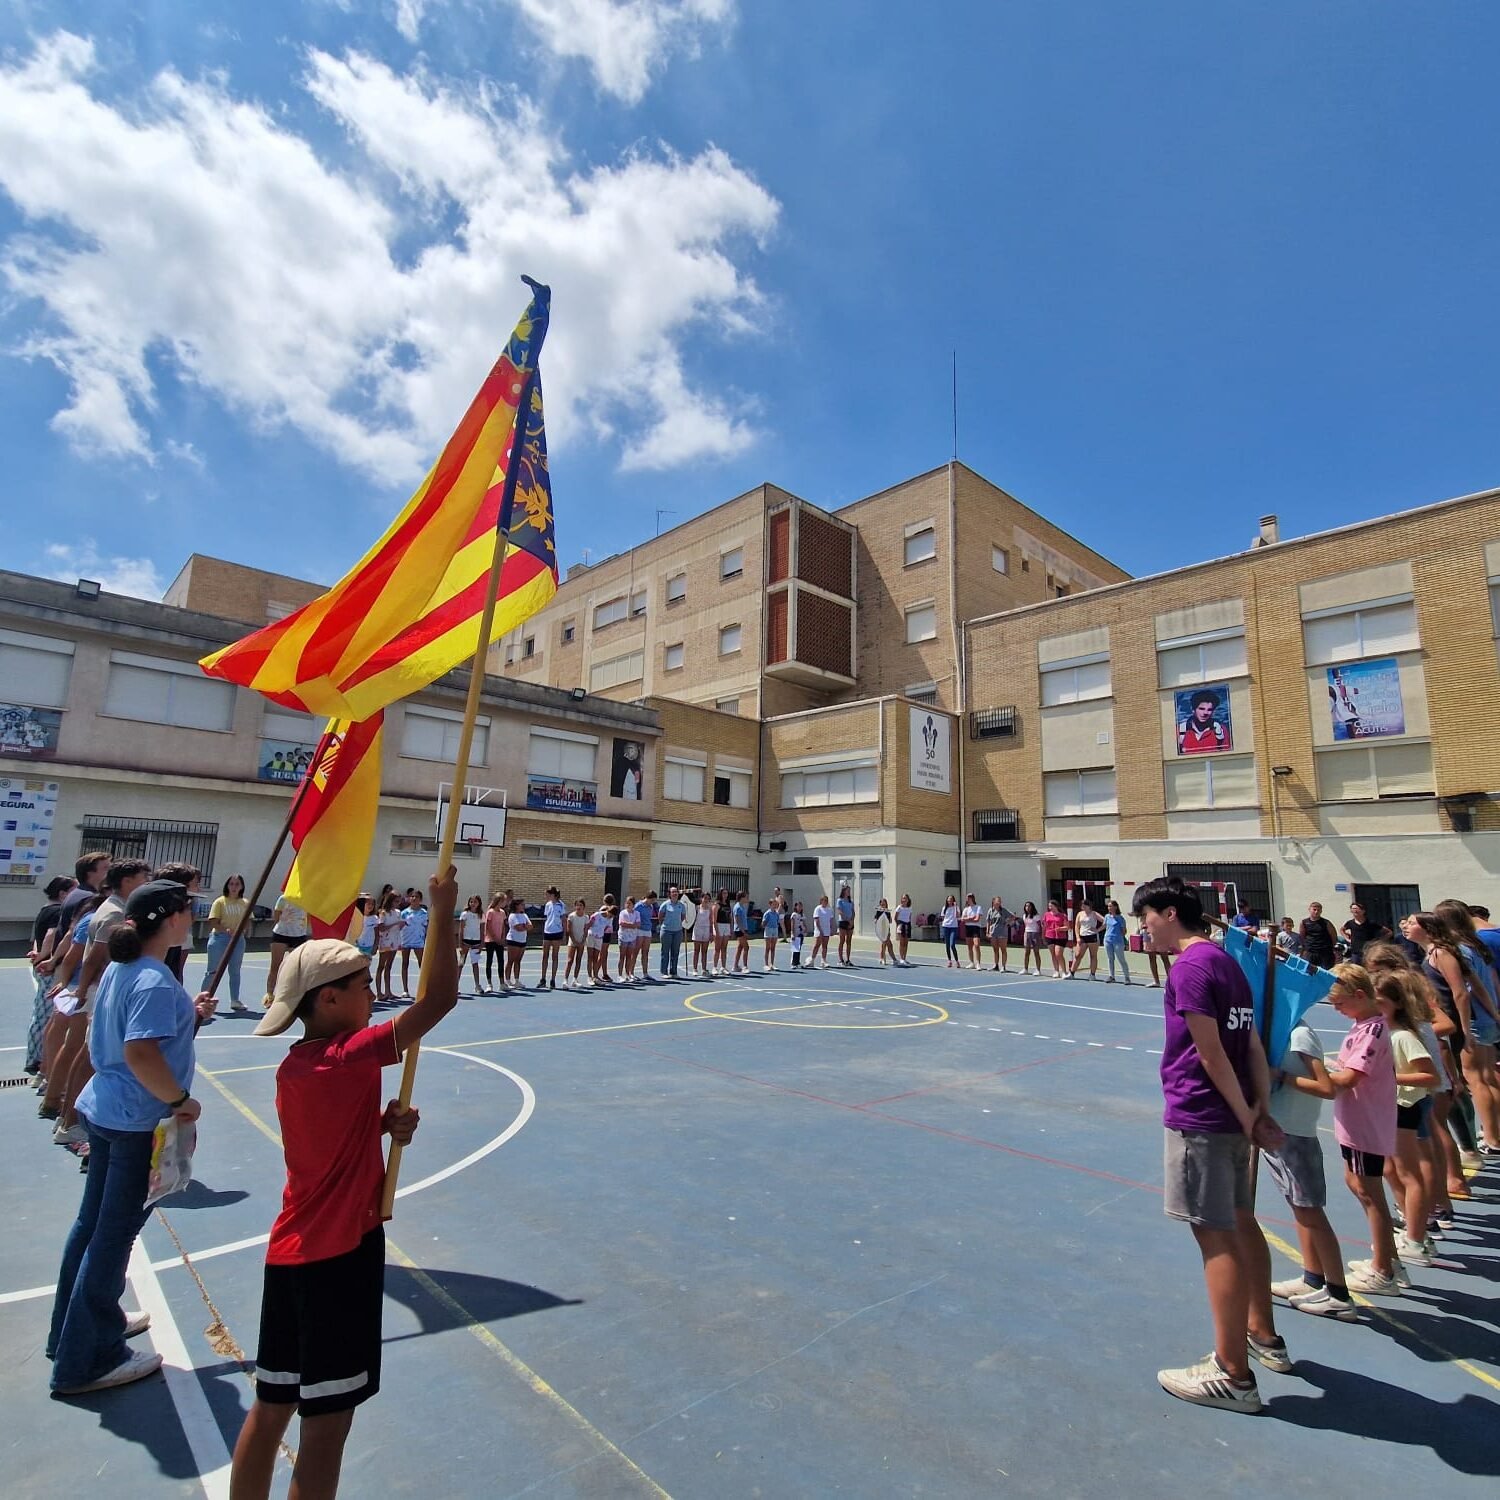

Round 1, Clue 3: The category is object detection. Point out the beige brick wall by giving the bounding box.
[887,698,961,835]
[161,555,324,625]
[487,816,653,905]
[646,697,760,832]
[964,491,1500,842]
[763,701,884,836]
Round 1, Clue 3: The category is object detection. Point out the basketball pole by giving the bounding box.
[381,370,533,1219]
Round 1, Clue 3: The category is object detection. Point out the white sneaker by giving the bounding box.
[124,1311,151,1338]
[1271,1276,1315,1301]
[1400,1235,1435,1267]
[54,1349,163,1394]
[53,1121,88,1146]
[1345,1262,1402,1296]
[1157,1352,1262,1414]
[1287,1287,1358,1321]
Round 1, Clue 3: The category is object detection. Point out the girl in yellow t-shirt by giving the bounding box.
[204,874,250,1014]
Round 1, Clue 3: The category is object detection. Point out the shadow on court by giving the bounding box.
[384,1266,581,1343]
[51,1368,204,1481]
[1271,1361,1500,1474]
[154,1179,251,1211]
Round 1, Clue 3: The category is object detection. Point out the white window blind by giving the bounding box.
[262,707,320,744]
[667,573,686,603]
[714,766,752,808]
[593,596,628,630]
[1040,658,1111,705]
[905,604,937,643]
[1164,755,1257,811]
[991,545,1009,575]
[720,547,744,580]
[589,651,644,690]
[1317,742,1434,801]
[903,527,936,566]
[1303,600,1418,665]
[664,642,685,671]
[781,763,879,808]
[403,706,489,763]
[664,758,705,802]
[630,589,647,617]
[719,623,742,655]
[1157,633,1248,688]
[1043,769,1117,817]
[0,628,75,709]
[716,696,740,715]
[104,653,235,731]
[528,730,596,780]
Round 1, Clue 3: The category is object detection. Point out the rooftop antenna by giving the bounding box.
[655,507,676,537]
[951,350,959,462]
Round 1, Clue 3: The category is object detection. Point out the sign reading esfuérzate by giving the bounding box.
[909,707,951,793]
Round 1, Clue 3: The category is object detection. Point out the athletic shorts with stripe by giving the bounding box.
[252,1227,385,1417]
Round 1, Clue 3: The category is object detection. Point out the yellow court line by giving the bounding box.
[1260,1225,1500,1394]
[199,1069,673,1498]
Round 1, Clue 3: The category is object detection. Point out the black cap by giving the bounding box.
[124,879,192,925]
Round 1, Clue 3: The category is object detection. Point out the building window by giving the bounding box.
[1043,769,1118,817]
[520,842,593,862]
[660,863,703,890]
[905,603,937,643]
[1303,599,1419,665]
[630,588,647,618]
[391,833,479,859]
[0,627,75,709]
[589,650,644,691]
[719,623,742,655]
[522,636,536,658]
[970,706,1017,739]
[404,705,490,764]
[104,651,236,732]
[781,762,879,808]
[1164,754,1258,811]
[1490,575,1500,638]
[715,696,740,715]
[973,808,1021,841]
[1157,631,1247,688]
[504,645,515,665]
[720,547,744,580]
[713,767,752,808]
[991,545,1009,575]
[80,815,219,881]
[710,866,750,893]
[1039,657,1111,706]
[528,729,596,781]
[593,596,628,630]
[1316,742,1435,801]
[561,619,576,644]
[664,642,685,671]
[667,572,687,603]
[903,525,937,566]
[664,756,706,802]
[906,684,938,705]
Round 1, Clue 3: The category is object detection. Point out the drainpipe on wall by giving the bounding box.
[948,460,967,891]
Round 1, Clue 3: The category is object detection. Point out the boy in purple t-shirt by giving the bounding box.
[1133,877,1287,1414]
[1326,963,1401,1295]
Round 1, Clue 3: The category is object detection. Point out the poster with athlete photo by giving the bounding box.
[1174,685,1233,755]
[1328,659,1404,740]
[610,738,644,799]
[0,703,61,758]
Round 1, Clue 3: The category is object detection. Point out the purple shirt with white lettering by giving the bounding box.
[1161,940,1256,1133]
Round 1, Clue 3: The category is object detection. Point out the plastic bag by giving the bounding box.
[145,1116,197,1207]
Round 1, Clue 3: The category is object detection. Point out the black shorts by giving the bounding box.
[1077,933,1099,945]
[505,939,527,950]
[253,1227,385,1417]
[838,921,853,933]
[1339,1143,1386,1178]
[964,924,982,940]
[272,933,309,950]
[1395,1102,1424,1132]
[897,921,911,937]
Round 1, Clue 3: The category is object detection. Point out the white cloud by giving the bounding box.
[40,539,164,600]
[164,438,206,471]
[510,1,734,104]
[392,0,428,43]
[0,32,777,484]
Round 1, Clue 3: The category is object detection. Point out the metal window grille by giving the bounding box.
[80,817,219,883]
[659,863,703,891]
[970,706,1017,739]
[973,808,1021,842]
[709,866,750,894]
[1164,861,1273,924]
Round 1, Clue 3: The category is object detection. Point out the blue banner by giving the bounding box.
[1224,926,1333,1066]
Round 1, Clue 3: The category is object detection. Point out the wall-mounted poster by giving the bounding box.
[909,707,952,793]
[257,737,321,784]
[1175,685,1233,755]
[0,704,61,758]
[0,776,59,877]
[527,776,598,815]
[1328,659,1404,740]
[610,738,645,800]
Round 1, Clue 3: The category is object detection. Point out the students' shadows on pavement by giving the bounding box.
[1273,1360,1500,1475]
[155,1180,251,1211]
[383,1266,581,1343]
[53,1364,216,1481]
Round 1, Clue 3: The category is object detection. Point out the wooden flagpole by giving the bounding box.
[201,727,335,1001]
[381,369,535,1217]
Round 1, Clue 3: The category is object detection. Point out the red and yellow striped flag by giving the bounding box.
[282,714,384,925]
[200,280,556,722]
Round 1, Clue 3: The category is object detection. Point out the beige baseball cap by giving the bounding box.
[255,939,371,1037]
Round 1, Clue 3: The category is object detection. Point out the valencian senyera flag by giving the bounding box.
[202,278,557,924]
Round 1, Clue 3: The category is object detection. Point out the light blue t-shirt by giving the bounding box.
[80,957,196,1132]
[1103,912,1127,946]
[761,908,781,937]
[837,898,854,923]
[732,901,749,933]
[401,906,430,947]
[657,899,686,933]
[634,898,654,934]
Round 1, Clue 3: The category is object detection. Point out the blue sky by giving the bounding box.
[1,1,1496,598]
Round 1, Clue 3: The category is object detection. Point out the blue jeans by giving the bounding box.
[1105,939,1130,980]
[203,928,244,1004]
[944,927,959,959]
[659,928,682,976]
[48,1118,155,1389]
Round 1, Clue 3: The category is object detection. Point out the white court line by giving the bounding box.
[825,969,1160,1020]
[127,1240,233,1499]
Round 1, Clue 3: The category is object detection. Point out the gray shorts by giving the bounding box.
[1262,1132,1326,1210]
[1163,1128,1252,1230]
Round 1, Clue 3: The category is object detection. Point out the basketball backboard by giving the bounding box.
[436,795,507,848]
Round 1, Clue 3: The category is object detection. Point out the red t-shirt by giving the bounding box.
[267,1020,400,1265]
